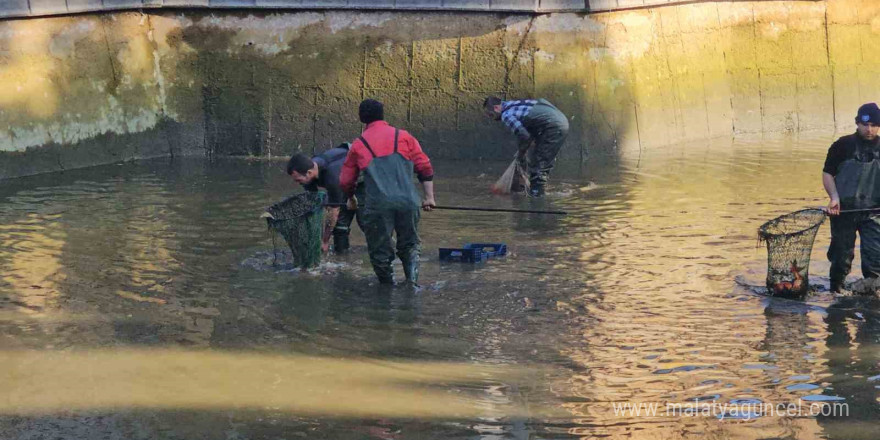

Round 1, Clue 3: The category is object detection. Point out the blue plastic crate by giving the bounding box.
[464,243,507,258]
[439,243,507,263]
[439,247,485,263]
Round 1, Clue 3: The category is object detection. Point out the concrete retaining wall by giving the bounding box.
[4,0,583,18]
[0,0,877,179]
[0,0,820,18]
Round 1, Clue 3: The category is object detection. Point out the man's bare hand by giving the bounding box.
[422,196,436,212]
[347,196,358,211]
[826,198,841,216]
[321,241,330,253]
[518,140,535,155]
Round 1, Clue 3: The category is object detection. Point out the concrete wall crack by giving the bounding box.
[824,1,836,129]
[502,16,535,97]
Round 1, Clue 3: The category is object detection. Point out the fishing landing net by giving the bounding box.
[263,192,326,269]
[758,209,827,298]
[491,153,530,195]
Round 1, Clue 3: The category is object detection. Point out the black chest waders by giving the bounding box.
[834,144,880,211]
[828,142,880,291]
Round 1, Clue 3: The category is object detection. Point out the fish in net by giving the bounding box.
[758,208,827,298]
[262,192,326,269]
[491,152,530,195]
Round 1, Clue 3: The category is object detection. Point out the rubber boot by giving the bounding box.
[528,181,545,198]
[373,264,394,284]
[401,253,420,285]
[332,232,350,254]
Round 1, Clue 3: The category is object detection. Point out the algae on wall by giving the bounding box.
[2,1,880,179]
[0,12,203,179]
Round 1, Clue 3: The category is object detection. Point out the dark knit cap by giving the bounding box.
[857,103,880,124]
[359,99,384,124]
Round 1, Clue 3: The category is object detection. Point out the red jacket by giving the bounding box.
[340,121,434,196]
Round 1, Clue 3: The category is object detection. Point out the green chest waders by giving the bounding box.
[358,130,423,283]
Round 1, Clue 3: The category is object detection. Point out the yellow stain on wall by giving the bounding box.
[115,17,158,87]
[0,14,172,152]
[0,21,59,119]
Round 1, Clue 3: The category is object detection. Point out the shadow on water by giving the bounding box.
[816,296,880,440]
[274,272,429,359]
[750,294,880,440]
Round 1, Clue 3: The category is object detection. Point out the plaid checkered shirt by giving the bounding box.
[501,99,537,141]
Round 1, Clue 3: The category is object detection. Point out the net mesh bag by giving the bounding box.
[491,153,530,195]
[758,208,827,298]
[264,192,326,269]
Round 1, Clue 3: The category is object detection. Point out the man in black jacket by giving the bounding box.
[823,103,880,292]
[287,144,364,253]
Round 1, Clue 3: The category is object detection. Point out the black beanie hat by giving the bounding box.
[359,99,384,124]
[856,103,880,124]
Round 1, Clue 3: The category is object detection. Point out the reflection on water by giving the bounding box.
[2,137,880,438]
[0,349,540,419]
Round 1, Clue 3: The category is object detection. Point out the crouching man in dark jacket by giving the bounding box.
[287,144,365,253]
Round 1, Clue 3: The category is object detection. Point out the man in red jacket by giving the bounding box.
[340,99,436,285]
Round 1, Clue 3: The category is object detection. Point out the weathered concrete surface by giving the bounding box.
[1,1,879,179]
[8,0,810,19]
[0,13,205,179]
[0,0,590,18]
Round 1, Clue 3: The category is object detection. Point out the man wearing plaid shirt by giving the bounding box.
[483,96,569,197]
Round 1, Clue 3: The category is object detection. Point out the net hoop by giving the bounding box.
[758,208,827,298]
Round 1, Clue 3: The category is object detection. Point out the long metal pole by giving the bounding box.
[325,203,568,215]
[432,205,567,215]
[837,207,880,214]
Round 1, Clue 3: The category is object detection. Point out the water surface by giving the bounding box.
[1,136,878,439]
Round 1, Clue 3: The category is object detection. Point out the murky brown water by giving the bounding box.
[2,136,880,439]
